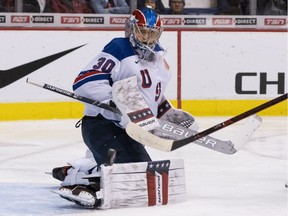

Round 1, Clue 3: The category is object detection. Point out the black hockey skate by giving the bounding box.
[51,165,72,181]
[53,185,101,208]
[51,149,117,208]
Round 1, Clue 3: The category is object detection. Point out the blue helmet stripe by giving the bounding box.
[142,8,158,27]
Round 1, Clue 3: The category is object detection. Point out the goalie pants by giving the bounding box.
[81,115,152,165]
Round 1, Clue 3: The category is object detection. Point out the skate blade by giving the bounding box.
[51,189,95,205]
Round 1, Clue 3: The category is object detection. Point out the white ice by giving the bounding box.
[0,116,287,216]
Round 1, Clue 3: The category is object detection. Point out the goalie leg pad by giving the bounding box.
[96,159,186,209]
[53,159,186,209]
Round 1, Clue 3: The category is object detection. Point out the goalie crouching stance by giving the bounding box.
[51,7,197,209]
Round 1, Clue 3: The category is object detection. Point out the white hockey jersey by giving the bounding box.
[73,37,171,122]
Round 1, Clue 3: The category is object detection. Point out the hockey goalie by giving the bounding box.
[49,7,262,209]
[50,7,199,209]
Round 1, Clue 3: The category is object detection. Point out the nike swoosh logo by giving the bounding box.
[0,44,85,89]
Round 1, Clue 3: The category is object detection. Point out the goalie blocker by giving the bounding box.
[52,157,186,209]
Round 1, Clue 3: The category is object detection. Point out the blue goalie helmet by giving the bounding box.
[125,7,163,61]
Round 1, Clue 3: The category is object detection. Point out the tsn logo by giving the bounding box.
[161,18,181,25]
[235,72,285,94]
[264,18,286,26]
[61,16,81,24]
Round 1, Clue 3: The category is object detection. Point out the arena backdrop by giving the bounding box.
[0,14,287,120]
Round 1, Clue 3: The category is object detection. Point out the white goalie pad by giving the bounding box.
[95,159,186,209]
[112,76,159,131]
[61,150,99,186]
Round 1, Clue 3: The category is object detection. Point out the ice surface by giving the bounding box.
[0,117,287,216]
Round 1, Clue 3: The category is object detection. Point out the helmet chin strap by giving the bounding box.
[135,47,155,62]
[129,33,156,62]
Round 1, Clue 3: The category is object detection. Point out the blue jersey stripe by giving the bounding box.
[102,38,135,61]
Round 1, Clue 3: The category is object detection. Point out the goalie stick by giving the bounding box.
[26,78,265,154]
[26,78,121,115]
[126,93,287,152]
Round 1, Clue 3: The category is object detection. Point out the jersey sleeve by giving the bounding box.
[72,42,123,119]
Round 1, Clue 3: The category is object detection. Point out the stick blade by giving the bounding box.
[230,114,262,150]
[126,122,174,152]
